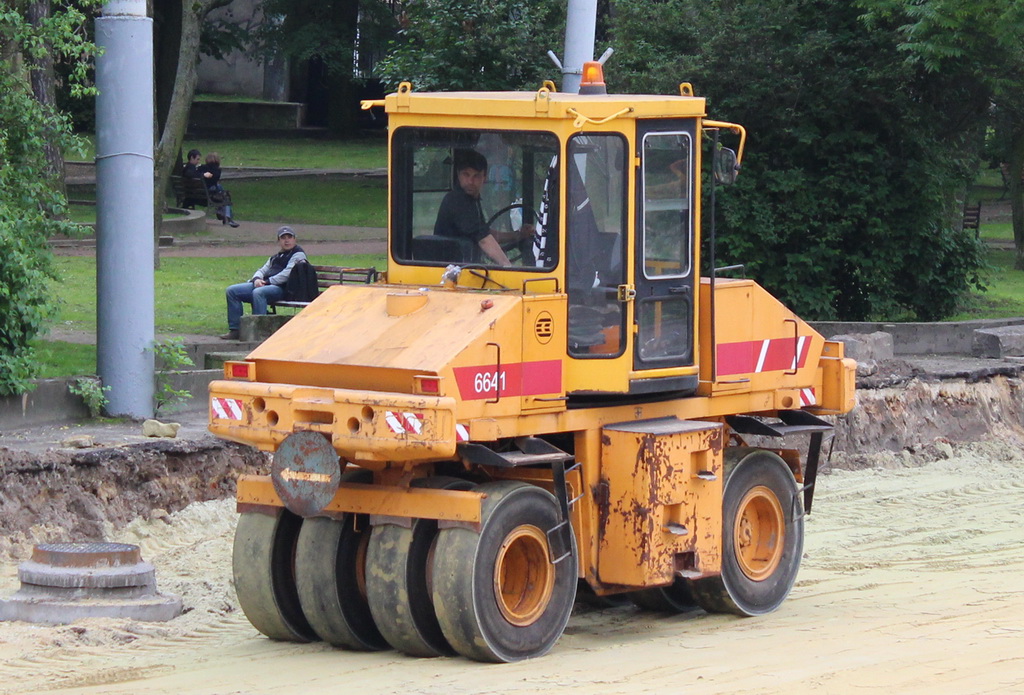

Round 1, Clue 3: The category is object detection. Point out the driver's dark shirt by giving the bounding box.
[434,188,489,243]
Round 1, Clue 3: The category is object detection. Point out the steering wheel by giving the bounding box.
[463,265,510,290]
[487,203,542,265]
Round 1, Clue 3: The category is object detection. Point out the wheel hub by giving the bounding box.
[733,485,785,581]
[493,524,555,627]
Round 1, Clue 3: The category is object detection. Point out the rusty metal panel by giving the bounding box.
[236,475,484,524]
[597,418,723,588]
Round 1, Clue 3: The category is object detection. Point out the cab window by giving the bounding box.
[390,127,559,270]
[566,133,628,358]
[642,132,692,279]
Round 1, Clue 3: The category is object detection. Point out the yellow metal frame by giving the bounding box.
[702,119,748,167]
[237,475,485,523]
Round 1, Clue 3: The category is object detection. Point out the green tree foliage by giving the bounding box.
[613,0,987,320]
[377,0,565,91]
[858,0,1024,269]
[0,2,97,395]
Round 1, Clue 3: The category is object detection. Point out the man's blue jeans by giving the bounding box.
[226,282,284,331]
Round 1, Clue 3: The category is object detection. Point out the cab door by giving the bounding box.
[632,121,697,387]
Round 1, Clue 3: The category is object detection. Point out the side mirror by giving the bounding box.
[713,147,739,185]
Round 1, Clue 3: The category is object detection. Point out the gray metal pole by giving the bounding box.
[561,0,598,93]
[95,0,155,418]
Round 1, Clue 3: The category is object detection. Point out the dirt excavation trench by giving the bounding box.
[0,373,1023,694]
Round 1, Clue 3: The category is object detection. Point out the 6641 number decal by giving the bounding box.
[473,370,506,394]
[453,360,562,401]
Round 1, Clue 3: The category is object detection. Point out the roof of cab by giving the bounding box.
[382,87,707,121]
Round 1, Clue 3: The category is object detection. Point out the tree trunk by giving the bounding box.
[152,0,233,268]
[1010,127,1024,270]
[26,0,66,201]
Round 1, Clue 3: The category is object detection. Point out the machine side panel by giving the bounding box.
[596,419,723,588]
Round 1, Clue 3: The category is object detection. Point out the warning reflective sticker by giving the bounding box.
[211,397,244,420]
[385,411,424,435]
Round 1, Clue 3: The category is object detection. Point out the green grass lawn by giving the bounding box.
[947,246,1024,320]
[32,340,97,379]
[980,222,1013,241]
[67,204,194,226]
[70,176,386,227]
[227,176,386,227]
[69,136,386,171]
[68,165,388,229]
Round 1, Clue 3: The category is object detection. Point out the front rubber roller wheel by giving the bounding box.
[294,469,388,650]
[233,510,319,642]
[366,476,473,657]
[431,481,578,663]
[690,449,804,616]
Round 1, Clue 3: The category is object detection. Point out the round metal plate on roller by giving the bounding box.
[271,431,342,517]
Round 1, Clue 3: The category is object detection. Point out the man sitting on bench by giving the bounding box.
[181,148,211,209]
[220,226,307,340]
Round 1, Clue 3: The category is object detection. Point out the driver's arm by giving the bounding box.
[478,234,512,266]
[490,223,535,245]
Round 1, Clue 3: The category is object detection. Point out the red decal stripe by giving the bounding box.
[453,360,562,401]
[717,337,811,376]
[717,341,758,377]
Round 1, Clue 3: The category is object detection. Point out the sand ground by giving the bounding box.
[0,440,1021,695]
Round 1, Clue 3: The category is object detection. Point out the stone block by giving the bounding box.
[972,325,1024,358]
[240,314,290,342]
[143,419,180,438]
[830,331,894,362]
[204,351,251,370]
[60,434,95,449]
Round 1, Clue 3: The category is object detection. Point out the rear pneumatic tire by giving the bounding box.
[294,468,388,650]
[233,510,319,642]
[689,449,804,616]
[366,476,473,657]
[431,481,578,663]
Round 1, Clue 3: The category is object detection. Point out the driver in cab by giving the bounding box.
[434,149,534,266]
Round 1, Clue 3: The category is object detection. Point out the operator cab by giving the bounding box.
[383,86,729,399]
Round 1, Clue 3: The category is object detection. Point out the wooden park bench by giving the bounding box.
[170,174,212,210]
[171,174,234,222]
[962,201,981,238]
[269,264,379,313]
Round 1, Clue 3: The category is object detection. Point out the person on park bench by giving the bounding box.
[220,226,306,340]
[181,148,211,209]
[199,151,240,227]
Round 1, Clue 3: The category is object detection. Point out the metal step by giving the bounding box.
[727,411,833,438]
[458,436,573,468]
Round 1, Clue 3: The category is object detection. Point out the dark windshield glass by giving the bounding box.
[391,128,559,270]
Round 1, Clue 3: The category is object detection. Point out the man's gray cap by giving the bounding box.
[277,226,295,238]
